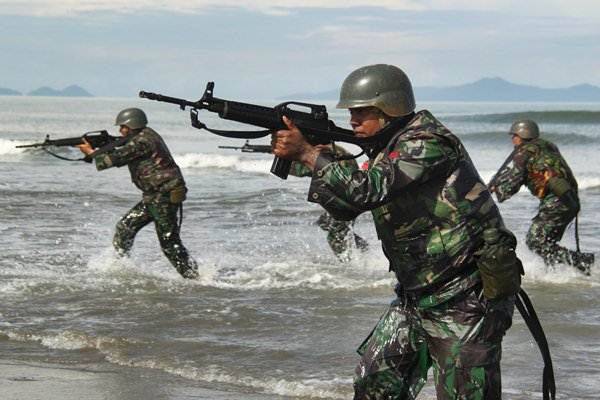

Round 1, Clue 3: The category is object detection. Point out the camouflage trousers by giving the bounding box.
[316,212,368,257]
[113,200,198,279]
[354,286,514,400]
[526,195,579,266]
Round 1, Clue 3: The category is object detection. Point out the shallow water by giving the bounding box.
[1,97,599,399]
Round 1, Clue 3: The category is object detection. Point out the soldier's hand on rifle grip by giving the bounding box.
[77,138,94,156]
[273,116,321,170]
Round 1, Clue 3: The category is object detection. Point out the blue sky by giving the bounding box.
[1,1,599,98]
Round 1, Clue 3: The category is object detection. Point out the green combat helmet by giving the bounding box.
[336,64,415,117]
[509,119,539,140]
[115,108,148,130]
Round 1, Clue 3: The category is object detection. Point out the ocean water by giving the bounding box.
[1,96,599,399]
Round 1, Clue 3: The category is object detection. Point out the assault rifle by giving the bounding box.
[16,130,120,162]
[139,82,376,179]
[219,140,271,154]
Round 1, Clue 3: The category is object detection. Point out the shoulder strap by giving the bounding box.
[515,289,556,400]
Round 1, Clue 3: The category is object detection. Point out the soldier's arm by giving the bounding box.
[492,149,529,202]
[93,136,153,170]
[289,161,313,178]
[290,146,357,178]
[308,136,458,217]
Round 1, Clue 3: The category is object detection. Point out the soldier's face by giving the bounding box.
[119,125,131,136]
[349,107,383,137]
[511,134,522,146]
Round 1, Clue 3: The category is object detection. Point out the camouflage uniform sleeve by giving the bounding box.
[289,161,313,178]
[492,148,529,202]
[93,135,153,171]
[289,146,358,178]
[307,136,457,220]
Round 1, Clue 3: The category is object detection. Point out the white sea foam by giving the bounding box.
[83,249,394,292]
[2,327,352,398]
[2,239,593,299]
[2,329,137,352]
[0,138,31,155]
[174,153,271,174]
[578,175,600,190]
[105,358,352,399]
[517,244,597,285]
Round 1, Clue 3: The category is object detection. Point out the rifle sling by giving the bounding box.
[42,147,86,162]
[194,121,272,139]
[515,288,556,400]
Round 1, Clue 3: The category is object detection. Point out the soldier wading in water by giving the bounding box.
[273,64,524,399]
[78,108,198,279]
[489,119,594,275]
[290,145,369,261]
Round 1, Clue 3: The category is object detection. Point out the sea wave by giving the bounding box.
[174,153,272,174]
[444,110,600,124]
[85,248,395,292]
[3,239,595,299]
[459,131,597,145]
[0,138,33,155]
[111,360,351,399]
[0,247,394,298]
[1,328,353,399]
[578,176,600,190]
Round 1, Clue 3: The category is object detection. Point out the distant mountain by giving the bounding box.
[29,86,62,96]
[282,78,600,102]
[0,87,22,96]
[61,85,93,97]
[417,77,600,101]
[28,84,93,97]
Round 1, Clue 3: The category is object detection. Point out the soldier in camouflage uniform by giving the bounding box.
[290,145,368,260]
[489,119,594,274]
[78,108,198,279]
[274,64,522,399]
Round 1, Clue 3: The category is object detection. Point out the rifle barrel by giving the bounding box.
[138,91,199,109]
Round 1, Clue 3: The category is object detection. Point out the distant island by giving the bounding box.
[0,87,22,96]
[0,84,93,97]
[283,77,600,102]
[28,85,93,97]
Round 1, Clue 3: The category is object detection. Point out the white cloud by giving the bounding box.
[2,0,600,18]
[289,24,437,53]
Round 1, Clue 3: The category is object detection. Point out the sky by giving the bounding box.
[1,0,600,98]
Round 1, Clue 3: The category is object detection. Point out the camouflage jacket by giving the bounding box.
[290,144,358,178]
[308,110,507,300]
[493,138,578,206]
[93,127,186,203]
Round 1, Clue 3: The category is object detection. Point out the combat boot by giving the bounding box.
[570,251,594,276]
